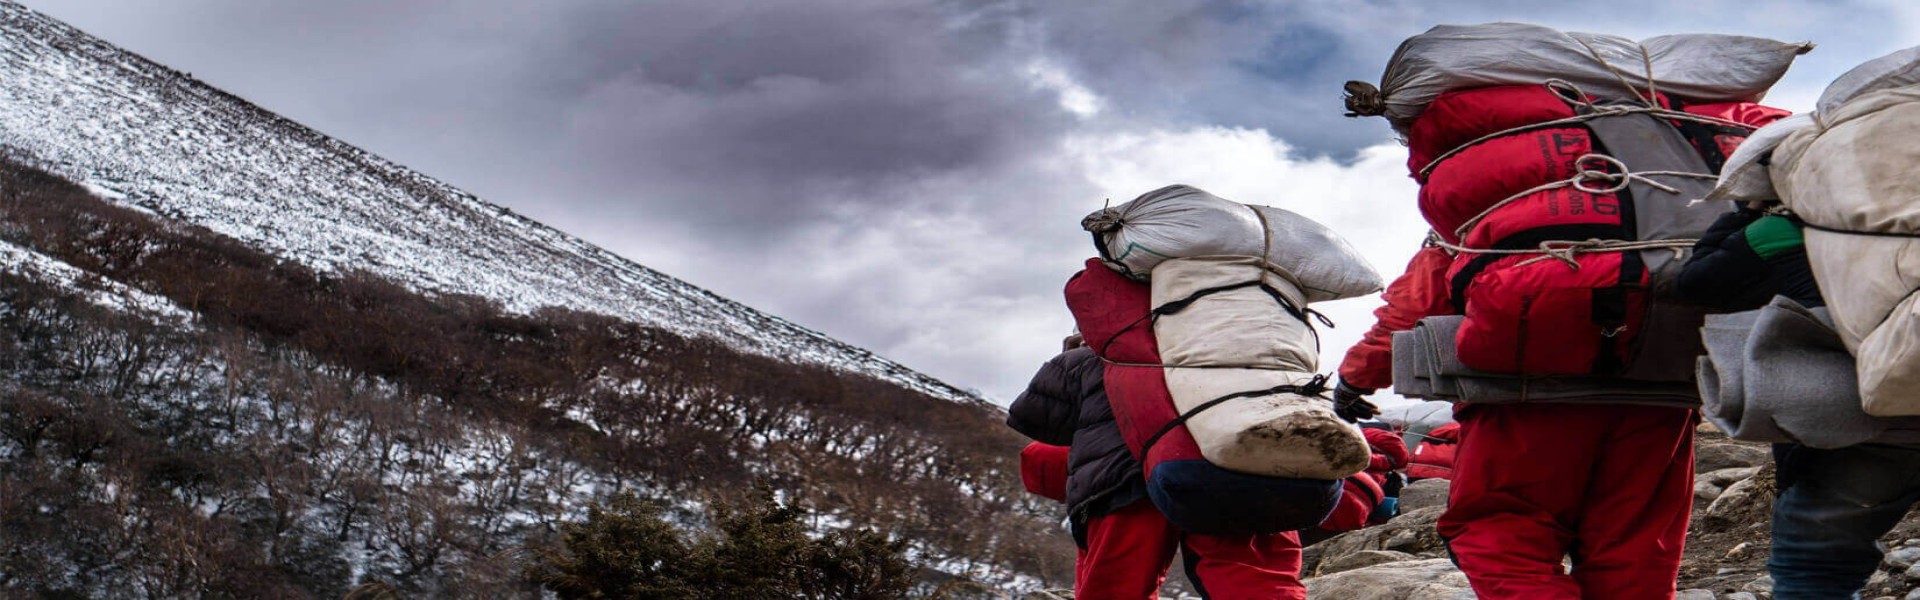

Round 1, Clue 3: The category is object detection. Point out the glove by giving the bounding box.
[1332,380,1380,422]
[1370,472,1407,525]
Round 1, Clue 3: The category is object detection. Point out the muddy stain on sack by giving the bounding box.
[1240,408,1370,476]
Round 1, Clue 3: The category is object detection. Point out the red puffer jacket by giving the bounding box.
[1362,427,1411,482]
[1339,86,1789,382]
[1407,422,1460,481]
[1338,245,1455,391]
[1019,442,1070,503]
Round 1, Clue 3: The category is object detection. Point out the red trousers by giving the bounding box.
[1076,501,1305,599]
[1438,403,1696,599]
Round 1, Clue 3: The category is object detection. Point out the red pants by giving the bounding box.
[1438,403,1696,599]
[1076,501,1305,599]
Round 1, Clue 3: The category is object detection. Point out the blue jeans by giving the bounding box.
[1769,443,1920,599]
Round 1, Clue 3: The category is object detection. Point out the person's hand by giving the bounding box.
[1331,379,1379,422]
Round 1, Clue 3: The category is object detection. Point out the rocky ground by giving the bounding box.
[1299,424,1920,599]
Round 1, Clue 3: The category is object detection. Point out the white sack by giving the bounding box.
[1371,23,1810,132]
[1770,55,1920,416]
[1150,256,1370,480]
[1706,113,1814,203]
[1819,45,1920,116]
[1084,184,1382,303]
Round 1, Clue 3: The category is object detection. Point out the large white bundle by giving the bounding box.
[1083,185,1382,303]
[1770,47,1920,416]
[1150,256,1370,480]
[1818,45,1920,116]
[1360,23,1810,132]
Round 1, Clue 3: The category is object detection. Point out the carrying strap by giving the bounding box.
[1796,219,1920,239]
[1136,374,1331,458]
[1100,277,1334,365]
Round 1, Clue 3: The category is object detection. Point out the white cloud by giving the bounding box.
[1027,60,1105,118]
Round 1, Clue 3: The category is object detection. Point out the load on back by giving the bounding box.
[1717,46,1920,417]
[1346,23,1804,399]
[1068,185,1382,534]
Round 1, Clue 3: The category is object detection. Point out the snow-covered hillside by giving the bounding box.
[0,1,978,405]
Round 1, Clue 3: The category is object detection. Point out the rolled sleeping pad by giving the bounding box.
[1065,258,1341,535]
[1019,442,1070,503]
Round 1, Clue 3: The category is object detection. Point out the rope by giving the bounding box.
[1427,236,1698,269]
[1097,273,1334,369]
[1137,375,1331,457]
[1449,153,1720,241]
[1099,357,1321,370]
[1565,36,1662,110]
[1797,219,1920,240]
[1251,205,1275,268]
[1343,81,1388,118]
[1415,102,1755,180]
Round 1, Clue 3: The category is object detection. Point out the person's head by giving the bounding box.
[1062,332,1085,352]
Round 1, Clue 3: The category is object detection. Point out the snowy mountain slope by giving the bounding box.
[0,1,978,405]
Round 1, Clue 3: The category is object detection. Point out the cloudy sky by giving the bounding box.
[23,0,1919,403]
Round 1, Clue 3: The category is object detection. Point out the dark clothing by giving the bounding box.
[1677,209,1824,311]
[1678,208,1920,597]
[1006,347,1146,521]
[1769,444,1920,598]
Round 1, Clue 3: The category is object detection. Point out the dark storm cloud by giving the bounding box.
[522,1,1072,227]
[30,0,1072,227]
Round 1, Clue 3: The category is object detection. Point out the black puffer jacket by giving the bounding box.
[1006,347,1145,520]
[1678,208,1824,311]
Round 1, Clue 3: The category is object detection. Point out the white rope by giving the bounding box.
[1565,36,1662,110]
[1415,103,1754,179]
[1448,153,1720,241]
[1427,236,1697,270]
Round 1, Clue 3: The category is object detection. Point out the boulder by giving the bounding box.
[1303,558,1474,599]
[1696,443,1771,472]
[1696,466,1763,502]
[1304,507,1448,575]
[1704,468,1778,528]
[1887,546,1920,568]
[1320,550,1417,575]
[1399,477,1451,513]
[1676,590,1715,600]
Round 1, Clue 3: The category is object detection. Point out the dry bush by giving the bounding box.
[0,156,1074,595]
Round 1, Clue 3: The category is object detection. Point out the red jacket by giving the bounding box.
[1337,244,1455,391]
[1407,422,1460,480]
[1338,87,1791,386]
[1019,442,1070,503]
[1362,427,1411,483]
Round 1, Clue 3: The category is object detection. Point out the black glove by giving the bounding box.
[1331,380,1379,422]
[1383,471,1407,498]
